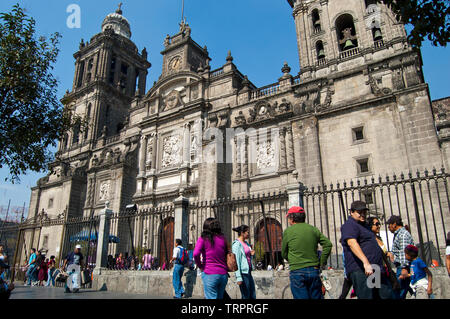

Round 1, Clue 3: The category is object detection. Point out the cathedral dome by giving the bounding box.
[101,5,131,39]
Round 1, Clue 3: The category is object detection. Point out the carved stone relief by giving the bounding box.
[161,134,182,168]
[163,90,182,111]
[99,181,110,201]
[256,140,276,170]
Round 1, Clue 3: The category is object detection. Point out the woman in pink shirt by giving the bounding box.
[193,218,229,299]
[142,249,154,270]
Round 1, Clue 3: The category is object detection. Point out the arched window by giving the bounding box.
[335,14,358,51]
[312,9,321,33]
[86,58,94,83]
[371,25,383,42]
[316,41,326,60]
[72,123,80,145]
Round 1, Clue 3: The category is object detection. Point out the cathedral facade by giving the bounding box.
[26,1,449,260]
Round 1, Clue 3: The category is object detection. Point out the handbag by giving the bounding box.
[226,240,238,272]
[81,270,92,285]
[55,270,69,282]
[379,247,400,290]
[226,252,238,272]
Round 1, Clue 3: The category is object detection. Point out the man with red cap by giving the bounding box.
[281,206,332,299]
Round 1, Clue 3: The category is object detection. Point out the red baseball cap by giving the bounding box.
[286,206,305,217]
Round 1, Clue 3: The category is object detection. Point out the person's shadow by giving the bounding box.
[184,269,197,298]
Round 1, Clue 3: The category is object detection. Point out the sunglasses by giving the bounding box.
[373,222,381,226]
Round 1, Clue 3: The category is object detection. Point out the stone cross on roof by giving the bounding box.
[116,2,123,15]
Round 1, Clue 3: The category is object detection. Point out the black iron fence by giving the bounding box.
[302,168,450,269]
[1,168,449,278]
[105,205,175,271]
[187,192,290,269]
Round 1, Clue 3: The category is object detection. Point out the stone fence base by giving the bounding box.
[92,268,450,299]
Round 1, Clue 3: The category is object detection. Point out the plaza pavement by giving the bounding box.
[9,284,176,299]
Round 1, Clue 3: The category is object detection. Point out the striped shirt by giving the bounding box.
[392,227,414,268]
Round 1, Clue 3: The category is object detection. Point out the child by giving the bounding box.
[404,245,433,299]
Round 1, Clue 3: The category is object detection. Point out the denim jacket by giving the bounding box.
[232,240,252,283]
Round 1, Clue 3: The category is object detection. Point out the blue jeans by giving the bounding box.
[289,267,323,299]
[201,273,228,299]
[239,271,256,299]
[45,268,56,286]
[172,264,185,298]
[26,266,37,285]
[349,269,394,299]
[394,267,411,299]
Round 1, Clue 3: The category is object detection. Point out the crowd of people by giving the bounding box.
[106,246,196,271]
[1,200,450,300]
[22,248,59,287]
[169,201,449,300]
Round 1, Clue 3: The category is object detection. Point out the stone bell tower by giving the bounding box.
[61,4,151,149]
[287,0,410,80]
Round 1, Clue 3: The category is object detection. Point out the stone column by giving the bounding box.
[93,204,113,272]
[146,133,157,193]
[286,183,307,208]
[101,47,112,81]
[183,123,191,166]
[173,194,189,247]
[242,136,249,178]
[138,135,147,177]
[137,135,147,194]
[73,59,81,90]
[234,136,241,179]
[286,126,295,170]
[279,127,287,171]
[138,70,147,96]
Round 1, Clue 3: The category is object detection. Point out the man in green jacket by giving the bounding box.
[282,206,332,299]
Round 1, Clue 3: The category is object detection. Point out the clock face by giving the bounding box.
[169,56,182,71]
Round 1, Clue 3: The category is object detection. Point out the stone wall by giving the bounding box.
[92,267,450,299]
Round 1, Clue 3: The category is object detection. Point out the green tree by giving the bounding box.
[380,0,449,47]
[254,241,265,263]
[0,4,73,182]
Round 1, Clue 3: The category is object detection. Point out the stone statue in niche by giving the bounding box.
[146,137,154,167]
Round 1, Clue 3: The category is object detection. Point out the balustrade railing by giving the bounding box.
[250,83,281,100]
[339,47,360,60]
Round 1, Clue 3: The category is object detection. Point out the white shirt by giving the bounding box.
[173,246,183,259]
[446,246,450,256]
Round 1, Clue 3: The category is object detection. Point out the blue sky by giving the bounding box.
[1,0,449,217]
